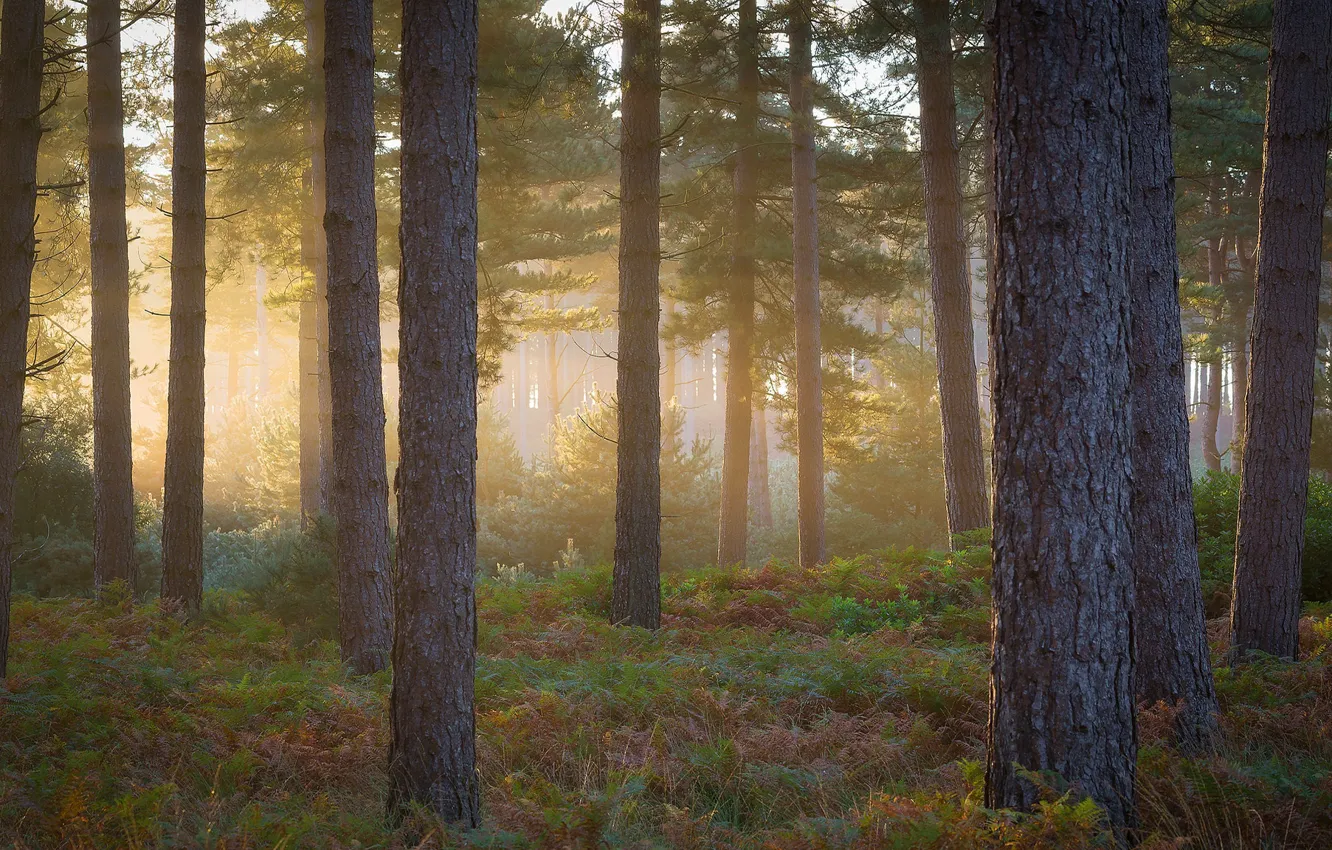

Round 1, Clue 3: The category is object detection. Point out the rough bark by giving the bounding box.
[717,0,759,568]
[1201,358,1223,472]
[387,0,481,825]
[298,299,322,524]
[913,0,989,539]
[305,0,334,513]
[88,0,137,592]
[1125,0,1218,751]
[0,0,44,676]
[789,1,825,569]
[323,0,393,675]
[160,0,208,614]
[611,0,662,629]
[986,0,1137,835]
[1230,0,1332,662]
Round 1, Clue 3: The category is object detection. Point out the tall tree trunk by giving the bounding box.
[789,0,824,569]
[1230,0,1332,662]
[986,0,1137,835]
[546,294,560,429]
[305,0,333,512]
[160,0,208,615]
[0,0,44,676]
[1202,358,1223,472]
[88,0,137,593]
[611,0,662,628]
[387,0,481,824]
[749,399,772,529]
[1125,0,1218,751]
[717,0,759,568]
[1232,236,1255,471]
[323,0,393,675]
[663,297,678,404]
[913,0,989,539]
[298,299,322,524]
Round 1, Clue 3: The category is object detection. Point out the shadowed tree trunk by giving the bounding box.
[986,0,1137,835]
[913,0,989,539]
[387,0,481,825]
[0,0,45,676]
[89,0,137,593]
[717,0,759,568]
[1231,0,1332,662]
[323,0,393,675]
[789,0,824,569]
[611,0,662,628]
[160,0,208,615]
[1232,235,1255,471]
[1125,0,1218,751]
[1201,358,1222,472]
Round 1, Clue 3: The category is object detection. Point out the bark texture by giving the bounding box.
[913,0,989,539]
[1230,0,1332,662]
[387,0,481,825]
[611,0,662,628]
[305,0,333,513]
[88,0,137,592]
[324,0,393,675]
[0,0,44,676]
[986,0,1137,834]
[789,1,825,569]
[1125,0,1218,751]
[716,0,759,568]
[160,0,208,614]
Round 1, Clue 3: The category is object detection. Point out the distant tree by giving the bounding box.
[0,0,45,676]
[611,0,663,628]
[323,0,394,674]
[387,0,482,824]
[160,0,209,614]
[1125,0,1218,750]
[986,0,1137,835]
[1230,0,1332,662]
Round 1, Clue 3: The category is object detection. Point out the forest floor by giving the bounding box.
[2,546,1330,849]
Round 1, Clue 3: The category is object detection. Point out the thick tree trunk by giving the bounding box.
[1125,0,1218,751]
[611,0,662,629]
[88,0,137,592]
[298,299,322,524]
[986,0,1137,835]
[1230,0,1332,662]
[913,0,989,539]
[305,0,333,512]
[1202,358,1223,472]
[789,1,825,569]
[717,0,759,568]
[0,0,44,676]
[749,400,772,529]
[323,0,393,675]
[387,0,481,824]
[160,0,208,615]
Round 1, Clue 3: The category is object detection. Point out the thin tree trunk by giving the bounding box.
[387,0,481,825]
[0,0,45,676]
[611,0,662,629]
[160,0,208,615]
[1125,0,1218,751]
[298,299,322,524]
[717,0,759,568]
[1202,358,1223,472]
[89,0,137,592]
[789,0,824,569]
[913,0,989,539]
[749,399,772,529]
[663,297,678,404]
[305,0,333,513]
[1231,0,1332,662]
[546,294,560,429]
[986,0,1137,835]
[1232,236,1254,471]
[323,0,393,675]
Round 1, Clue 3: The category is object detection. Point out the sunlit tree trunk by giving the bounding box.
[986,0,1137,835]
[298,299,322,524]
[323,0,393,675]
[89,0,137,592]
[305,0,333,512]
[1231,0,1332,662]
[749,400,772,529]
[1232,236,1255,471]
[160,0,208,615]
[1201,358,1223,472]
[611,0,662,628]
[387,0,481,824]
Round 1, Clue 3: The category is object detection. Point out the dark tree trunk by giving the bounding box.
[0,0,44,676]
[160,0,208,614]
[1232,236,1255,471]
[986,0,1137,835]
[1201,358,1223,472]
[717,0,759,568]
[323,0,393,675]
[387,0,481,825]
[1125,0,1218,751]
[913,0,989,539]
[789,1,824,569]
[749,400,772,529]
[1230,0,1332,662]
[88,0,137,592]
[298,299,322,525]
[305,0,334,513]
[611,0,662,628]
